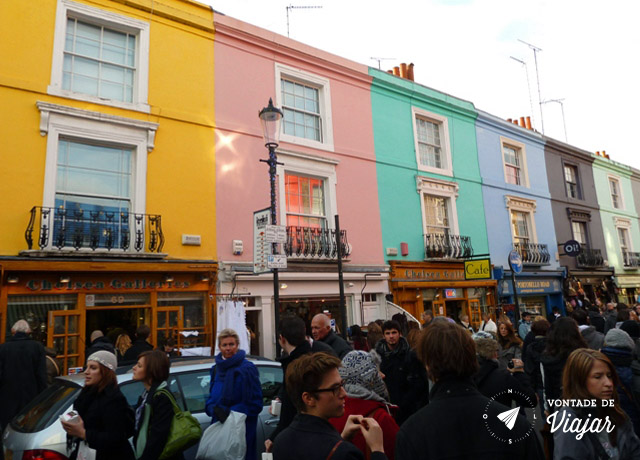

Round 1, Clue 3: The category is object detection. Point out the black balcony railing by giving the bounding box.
[25,206,164,253]
[284,226,350,260]
[424,233,473,259]
[514,242,550,266]
[576,247,605,268]
[623,251,640,268]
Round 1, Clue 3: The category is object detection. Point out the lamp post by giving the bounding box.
[259,98,284,357]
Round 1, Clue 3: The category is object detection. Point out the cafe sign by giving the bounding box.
[464,259,491,280]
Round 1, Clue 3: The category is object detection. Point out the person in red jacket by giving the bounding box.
[330,351,399,460]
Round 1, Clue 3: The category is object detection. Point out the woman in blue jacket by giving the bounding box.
[206,328,263,460]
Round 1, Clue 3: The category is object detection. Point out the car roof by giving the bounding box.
[57,354,279,387]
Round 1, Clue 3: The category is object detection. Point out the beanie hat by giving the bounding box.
[472,331,494,340]
[604,328,635,350]
[339,350,389,402]
[87,350,117,371]
[620,320,640,340]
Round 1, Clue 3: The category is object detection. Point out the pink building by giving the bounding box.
[214,14,387,358]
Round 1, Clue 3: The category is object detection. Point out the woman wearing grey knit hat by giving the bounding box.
[328,351,400,459]
[61,350,135,460]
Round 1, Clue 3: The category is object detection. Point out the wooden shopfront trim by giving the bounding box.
[391,280,498,289]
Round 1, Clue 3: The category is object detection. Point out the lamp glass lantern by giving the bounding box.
[258,98,283,147]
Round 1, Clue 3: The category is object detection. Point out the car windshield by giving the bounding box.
[11,380,81,433]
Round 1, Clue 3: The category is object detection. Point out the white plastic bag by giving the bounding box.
[76,441,97,460]
[196,411,247,460]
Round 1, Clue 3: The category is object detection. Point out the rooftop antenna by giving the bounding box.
[510,56,536,130]
[518,39,544,134]
[370,57,395,70]
[286,4,322,38]
[541,98,568,142]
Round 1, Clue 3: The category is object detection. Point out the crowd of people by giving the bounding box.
[5,299,640,459]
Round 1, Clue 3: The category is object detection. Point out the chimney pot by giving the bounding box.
[525,116,532,130]
[596,151,600,156]
[407,63,414,81]
[393,66,400,76]
[387,69,393,74]
[519,117,526,127]
[399,63,408,78]
[507,118,513,123]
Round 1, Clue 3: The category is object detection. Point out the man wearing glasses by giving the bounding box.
[272,352,388,460]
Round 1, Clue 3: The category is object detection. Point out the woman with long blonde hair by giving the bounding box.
[115,334,132,363]
[553,348,640,458]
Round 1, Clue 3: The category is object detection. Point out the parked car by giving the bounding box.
[2,356,282,460]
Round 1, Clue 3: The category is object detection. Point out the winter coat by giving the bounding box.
[375,337,429,425]
[631,339,640,405]
[604,311,618,333]
[588,309,606,334]
[601,346,640,436]
[472,357,537,414]
[85,336,116,360]
[553,408,640,459]
[320,330,353,359]
[269,341,313,442]
[498,342,522,369]
[133,381,184,460]
[121,339,153,365]
[395,376,544,460]
[480,319,497,333]
[0,332,47,429]
[205,349,263,460]
[580,325,604,350]
[540,351,571,406]
[524,336,546,392]
[330,396,399,460]
[71,383,135,460]
[518,321,531,340]
[311,339,338,356]
[522,330,535,360]
[272,413,387,460]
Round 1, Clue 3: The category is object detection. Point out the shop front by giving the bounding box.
[495,267,565,320]
[566,269,616,305]
[0,259,216,374]
[219,266,390,359]
[616,274,640,305]
[389,261,497,331]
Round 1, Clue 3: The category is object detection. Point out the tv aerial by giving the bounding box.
[286,4,322,37]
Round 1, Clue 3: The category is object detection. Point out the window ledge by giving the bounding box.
[47,86,151,114]
[417,165,453,177]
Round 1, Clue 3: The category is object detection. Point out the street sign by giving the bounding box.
[265,224,287,243]
[563,239,581,257]
[508,250,523,274]
[464,258,491,280]
[267,254,287,269]
[253,208,271,274]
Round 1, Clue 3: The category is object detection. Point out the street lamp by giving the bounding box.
[258,98,283,356]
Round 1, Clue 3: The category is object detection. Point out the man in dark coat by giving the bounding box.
[375,320,428,425]
[571,309,604,350]
[587,304,606,334]
[85,330,116,358]
[311,313,352,359]
[272,352,388,460]
[122,325,153,365]
[265,316,335,452]
[0,320,47,431]
[604,302,618,333]
[395,321,544,460]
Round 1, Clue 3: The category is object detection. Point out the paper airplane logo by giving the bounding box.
[497,406,520,430]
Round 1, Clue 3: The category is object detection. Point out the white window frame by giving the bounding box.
[505,195,538,244]
[615,217,633,255]
[411,107,453,177]
[37,101,158,250]
[416,176,460,236]
[275,63,334,152]
[276,150,338,228]
[500,136,529,188]
[608,175,625,210]
[48,0,150,113]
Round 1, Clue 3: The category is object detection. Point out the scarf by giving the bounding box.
[214,349,246,406]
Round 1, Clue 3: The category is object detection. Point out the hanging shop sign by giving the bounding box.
[464,259,491,280]
[563,240,582,257]
[444,288,458,298]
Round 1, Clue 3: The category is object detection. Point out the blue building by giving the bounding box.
[476,113,564,321]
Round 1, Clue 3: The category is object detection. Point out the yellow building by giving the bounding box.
[0,0,216,372]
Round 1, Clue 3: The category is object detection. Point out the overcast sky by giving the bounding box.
[207,0,640,169]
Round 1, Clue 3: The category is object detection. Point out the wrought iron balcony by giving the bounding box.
[514,242,550,266]
[284,226,350,260]
[623,251,640,268]
[25,206,164,253]
[424,233,473,259]
[576,247,605,268]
